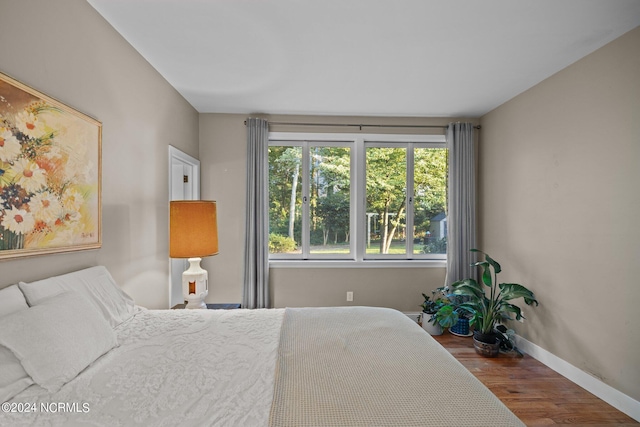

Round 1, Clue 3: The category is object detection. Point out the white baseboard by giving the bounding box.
[515,335,640,422]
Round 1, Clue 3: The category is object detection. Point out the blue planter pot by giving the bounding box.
[450,318,471,336]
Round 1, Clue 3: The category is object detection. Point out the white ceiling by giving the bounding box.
[88,0,640,118]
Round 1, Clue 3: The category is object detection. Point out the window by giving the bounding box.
[268,133,447,263]
[268,139,353,258]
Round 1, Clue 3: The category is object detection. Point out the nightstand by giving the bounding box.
[171,303,241,310]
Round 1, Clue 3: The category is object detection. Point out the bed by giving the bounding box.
[0,266,524,426]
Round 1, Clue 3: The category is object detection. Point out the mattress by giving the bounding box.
[1,307,524,426]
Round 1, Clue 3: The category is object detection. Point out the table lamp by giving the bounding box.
[169,200,219,309]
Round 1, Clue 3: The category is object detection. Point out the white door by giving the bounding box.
[169,146,200,307]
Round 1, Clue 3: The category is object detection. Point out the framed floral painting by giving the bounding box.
[0,72,101,260]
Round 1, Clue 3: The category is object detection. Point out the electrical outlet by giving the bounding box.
[346,291,353,302]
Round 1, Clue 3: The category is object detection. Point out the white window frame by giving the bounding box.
[268,136,355,260]
[269,132,447,267]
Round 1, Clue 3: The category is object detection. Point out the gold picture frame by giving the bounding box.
[0,72,101,260]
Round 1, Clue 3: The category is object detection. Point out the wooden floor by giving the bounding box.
[432,333,638,426]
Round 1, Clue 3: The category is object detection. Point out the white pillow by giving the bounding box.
[19,266,136,328]
[0,291,117,393]
[0,346,33,403]
[0,285,33,403]
[0,285,28,317]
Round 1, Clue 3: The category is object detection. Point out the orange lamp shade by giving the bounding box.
[170,200,219,258]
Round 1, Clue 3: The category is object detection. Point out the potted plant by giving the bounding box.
[420,289,447,335]
[444,293,473,337]
[431,304,458,331]
[431,295,473,336]
[451,249,539,357]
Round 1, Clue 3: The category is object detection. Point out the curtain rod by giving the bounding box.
[244,120,480,130]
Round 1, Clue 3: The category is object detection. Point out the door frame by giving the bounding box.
[168,145,201,307]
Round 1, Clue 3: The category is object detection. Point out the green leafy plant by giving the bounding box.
[268,233,297,253]
[420,288,452,328]
[423,236,447,254]
[431,295,473,330]
[420,288,448,314]
[451,249,539,337]
[432,304,460,328]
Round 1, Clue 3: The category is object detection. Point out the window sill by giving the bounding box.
[269,259,446,269]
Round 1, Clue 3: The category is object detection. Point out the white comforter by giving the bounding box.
[2,308,284,427]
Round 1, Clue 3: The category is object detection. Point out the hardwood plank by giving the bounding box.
[432,332,638,426]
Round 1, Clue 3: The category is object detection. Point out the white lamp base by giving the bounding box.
[182,257,208,309]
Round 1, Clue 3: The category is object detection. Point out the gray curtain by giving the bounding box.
[444,122,477,287]
[243,118,270,308]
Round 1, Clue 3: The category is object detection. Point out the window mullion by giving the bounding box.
[302,142,310,259]
[354,137,365,262]
[406,145,414,259]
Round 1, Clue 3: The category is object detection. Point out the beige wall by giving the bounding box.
[199,114,247,304]
[0,0,199,308]
[199,113,475,310]
[271,267,445,311]
[479,26,640,401]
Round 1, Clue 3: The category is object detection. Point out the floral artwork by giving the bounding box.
[0,72,101,260]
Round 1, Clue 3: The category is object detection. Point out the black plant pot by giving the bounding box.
[473,330,500,357]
